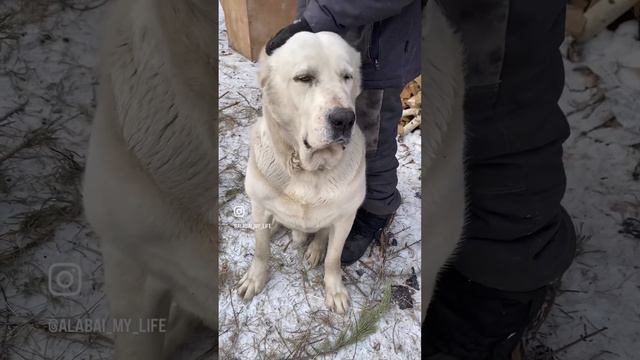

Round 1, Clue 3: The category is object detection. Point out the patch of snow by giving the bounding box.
[537,25,640,359]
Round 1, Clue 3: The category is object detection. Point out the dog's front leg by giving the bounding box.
[324,214,355,314]
[237,204,271,300]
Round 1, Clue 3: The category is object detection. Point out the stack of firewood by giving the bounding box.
[398,75,421,136]
[566,0,640,41]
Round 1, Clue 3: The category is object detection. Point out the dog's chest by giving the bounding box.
[247,123,366,233]
[269,175,346,232]
[283,172,339,205]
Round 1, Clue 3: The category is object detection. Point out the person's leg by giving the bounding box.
[424,0,576,357]
[358,88,403,215]
[423,267,549,359]
[448,0,575,292]
[341,87,403,265]
[423,210,575,359]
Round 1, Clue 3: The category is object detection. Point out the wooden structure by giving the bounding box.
[220,0,297,61]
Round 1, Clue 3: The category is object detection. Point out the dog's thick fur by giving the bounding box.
[82,0,216,358]
[421,1,466,322]
[238,32,366,314]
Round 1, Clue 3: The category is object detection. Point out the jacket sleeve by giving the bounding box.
[301,0,417,32]
[296,0,307,18]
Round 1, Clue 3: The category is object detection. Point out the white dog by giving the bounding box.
[82,0,217,358]
[238,32,366,314]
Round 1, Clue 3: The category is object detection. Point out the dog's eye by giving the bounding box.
[343,74,353,81]
[294,74,314,83]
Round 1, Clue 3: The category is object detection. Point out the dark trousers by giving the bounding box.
[355,88,403,216]
[436,0,576,292]
[424,0,576,357]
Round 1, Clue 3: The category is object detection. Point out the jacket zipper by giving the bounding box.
[368,21,381,70]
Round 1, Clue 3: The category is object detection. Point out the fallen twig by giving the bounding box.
[553,326,608,353]
[0,101,27,124]
[219,101,240,112]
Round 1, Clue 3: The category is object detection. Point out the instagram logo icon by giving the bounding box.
[233,205,246,218]
[48,263,82,297]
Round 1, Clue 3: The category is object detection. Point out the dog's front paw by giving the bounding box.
[324,279,350,314]
[304,240,326,268]
[237,262,268,301]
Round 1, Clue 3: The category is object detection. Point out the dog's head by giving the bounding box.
[259,32,362,170]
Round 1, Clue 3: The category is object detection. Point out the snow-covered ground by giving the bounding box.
[217,4,423,359]
[0,1,112,359]
[1,0,639,358]
[530,22,640,360]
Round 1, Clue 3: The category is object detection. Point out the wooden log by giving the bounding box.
[573,0,638,41]
[400,115,421,136]
[402,108,420,118]
[566,4,588,37]
[406,92,421,108]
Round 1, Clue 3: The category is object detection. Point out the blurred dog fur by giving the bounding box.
[82,0,217,358]
[421,0,466,322]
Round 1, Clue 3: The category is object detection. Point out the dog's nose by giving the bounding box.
[328,108,356,133]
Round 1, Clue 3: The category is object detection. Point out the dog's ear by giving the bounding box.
[258,47,270,88]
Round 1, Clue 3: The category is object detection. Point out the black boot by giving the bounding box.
[422,268,552,359]
[340,208,393,266]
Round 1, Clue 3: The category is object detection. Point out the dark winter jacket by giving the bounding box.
[296,0,422,89]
